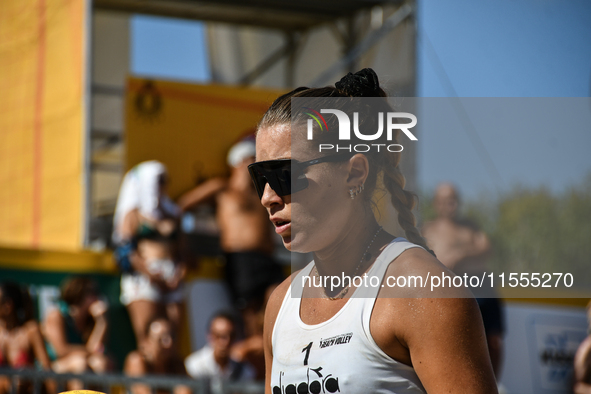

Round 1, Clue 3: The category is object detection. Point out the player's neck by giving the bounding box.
[313,214,381,279]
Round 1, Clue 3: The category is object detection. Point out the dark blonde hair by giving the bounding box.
[258,69,432,253]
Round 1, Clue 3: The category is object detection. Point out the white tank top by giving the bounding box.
[270,238,426,394]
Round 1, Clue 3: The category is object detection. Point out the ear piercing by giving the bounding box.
[349,183,364,199]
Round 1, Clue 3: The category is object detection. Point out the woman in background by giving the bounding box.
[124,318,189,394]
[0,282,53,394]
[43,277,112,375]
[113,161,186,346]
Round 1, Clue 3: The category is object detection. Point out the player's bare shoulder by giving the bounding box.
[265,269,301,319]
[263,269,303,352]
[377,244,474,301]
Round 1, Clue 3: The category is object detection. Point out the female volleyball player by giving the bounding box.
[249,69,498,393]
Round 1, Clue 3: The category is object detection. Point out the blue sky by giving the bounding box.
[130,0,591,200]
[131,16,210,82]
[416,0,591,199]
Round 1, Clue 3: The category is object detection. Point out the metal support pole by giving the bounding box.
[310,3,413,87]
[345,16,357,73]
[238,36,296,86]
[285,32,296,88]
[82,0,94,246]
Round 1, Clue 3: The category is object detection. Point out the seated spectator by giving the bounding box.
[0,282,53,394]
[42,277,112,376]
[185,312,255,382]
[113,161,186,347]
[124,318,189,394]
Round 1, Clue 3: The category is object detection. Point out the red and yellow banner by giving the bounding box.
[126,78,285,198]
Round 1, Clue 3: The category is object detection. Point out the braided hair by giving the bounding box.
[258,68,433,255]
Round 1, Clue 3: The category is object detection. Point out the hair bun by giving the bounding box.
[335,68,381,97]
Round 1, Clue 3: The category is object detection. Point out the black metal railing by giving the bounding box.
[0,368,264,394]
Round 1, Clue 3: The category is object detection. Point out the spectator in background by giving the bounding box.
[574,301,591,393]
[0,282,53,394]
[178,138,283,337]
[42,277,112,376]
[124,318,189,394]
[113,161,186,346]
[421,183,504,378]
[421,183,491,274]
[184,312,255,382]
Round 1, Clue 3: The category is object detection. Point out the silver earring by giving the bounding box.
[349,183,364,199]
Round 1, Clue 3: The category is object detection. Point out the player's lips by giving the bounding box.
[271,217,291,234]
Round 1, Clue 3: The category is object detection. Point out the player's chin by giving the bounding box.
[283,233,313,254]
[280,234,293,251]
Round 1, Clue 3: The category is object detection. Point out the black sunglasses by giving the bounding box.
[247,153,353,199]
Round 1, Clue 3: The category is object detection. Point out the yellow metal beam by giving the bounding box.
[499,287,591,308]
[0,246,117,274]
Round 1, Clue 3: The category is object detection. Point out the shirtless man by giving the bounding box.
[421,183,491,274]
[422,183,504,378]
[178,138,283,315]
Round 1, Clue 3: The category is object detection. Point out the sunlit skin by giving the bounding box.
[178,156,273,255]
[422,183,491,273]
[0,287,54,394]
[43,287,112,378]
[217,158,274,254]
[256,123,498,394]
[573,302,591,393]
[256,123,382,280]
[422,183,502,377]
[249,124,293,249]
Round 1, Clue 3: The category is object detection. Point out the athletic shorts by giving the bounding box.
[120,272,184,306]
[224,252,284,309]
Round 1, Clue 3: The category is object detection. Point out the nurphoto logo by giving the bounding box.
[305,108,418,153]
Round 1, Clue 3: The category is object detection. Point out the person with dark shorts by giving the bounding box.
[179,138,283,312]
[422,183,505,378]
[179,138,283,377]
[224,252,282,310]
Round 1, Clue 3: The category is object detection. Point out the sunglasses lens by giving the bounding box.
[290,167,308,194]
[248,161,308,199]
[247,165,268,199]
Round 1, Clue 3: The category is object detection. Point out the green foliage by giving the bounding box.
[419,175,591,289]
[417,191,436,226]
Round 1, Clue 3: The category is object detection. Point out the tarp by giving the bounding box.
[0,0,87,250]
